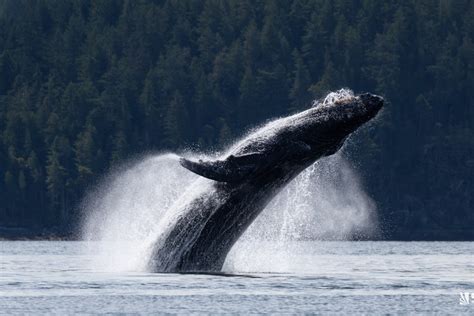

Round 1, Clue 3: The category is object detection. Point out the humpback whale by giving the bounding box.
[148,91,383,272]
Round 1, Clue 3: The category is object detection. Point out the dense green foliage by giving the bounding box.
[0,0,473,239]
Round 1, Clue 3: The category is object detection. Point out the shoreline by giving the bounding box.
[1,227,472,242]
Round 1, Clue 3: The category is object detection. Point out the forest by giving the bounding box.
[0,0,472,239]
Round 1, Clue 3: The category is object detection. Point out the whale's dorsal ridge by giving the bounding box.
[179,154,260,182]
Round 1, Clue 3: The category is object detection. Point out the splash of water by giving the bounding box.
[223,153,378,272]
[81,151,377,273]
[81,154,197,271]
[312,88,355,107]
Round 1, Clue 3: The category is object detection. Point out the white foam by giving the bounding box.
[312,88,355,107]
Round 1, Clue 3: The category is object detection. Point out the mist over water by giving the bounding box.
[81,150,377,273]
[82,154,199,271]
[224,153,378,272]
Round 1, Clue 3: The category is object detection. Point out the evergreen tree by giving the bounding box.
[0,0,471,239]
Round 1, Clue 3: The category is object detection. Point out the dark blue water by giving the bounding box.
[1,241,473,314]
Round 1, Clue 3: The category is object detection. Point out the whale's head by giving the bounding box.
[297,91,384,157]
[336,92,384,133]
[179,90,383,183]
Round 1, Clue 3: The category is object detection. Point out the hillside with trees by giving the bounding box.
[0,0,473,239]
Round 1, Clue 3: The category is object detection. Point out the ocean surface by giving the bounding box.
[1,241,473,314]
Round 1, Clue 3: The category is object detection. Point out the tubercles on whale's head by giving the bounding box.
[339,92,384,131]
[301,90,384,155]
[358,93,384,119]
[320,90,383,128]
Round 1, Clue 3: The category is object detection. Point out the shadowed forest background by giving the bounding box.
[0,0,473,239]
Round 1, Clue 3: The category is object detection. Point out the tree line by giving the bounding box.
[0,0,473,239]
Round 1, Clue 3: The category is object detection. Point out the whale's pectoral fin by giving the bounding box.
[179,158,225,181]
[179,156,257,183]
[227,153,262,166]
